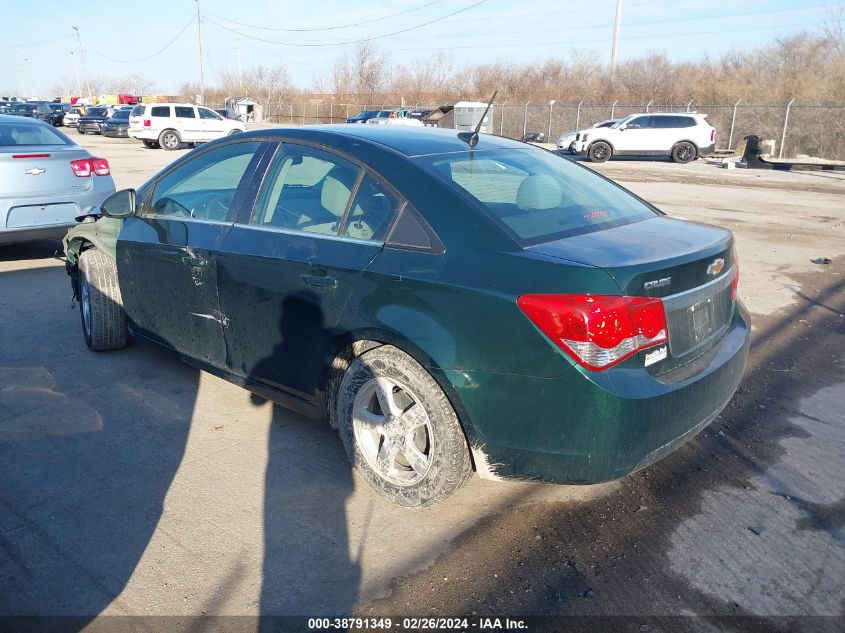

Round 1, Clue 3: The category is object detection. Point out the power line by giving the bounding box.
[0,34,73,48]
[203,0,490,47]
[81,17,195,64]
[205,0,444,32]
[382,21,825,52]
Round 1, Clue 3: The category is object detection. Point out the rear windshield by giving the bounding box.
[417,148,657,245]
[0,123,71,146]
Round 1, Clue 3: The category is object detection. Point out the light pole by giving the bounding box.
[72,26,92,97]
[195,0,205,104]
[70,51,82,97]
[610,0,622,83]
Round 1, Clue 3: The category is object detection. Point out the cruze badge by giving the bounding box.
[644,277,671,291]
[707,258,725,276]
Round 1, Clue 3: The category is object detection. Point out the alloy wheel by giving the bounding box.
[352,376,434,486]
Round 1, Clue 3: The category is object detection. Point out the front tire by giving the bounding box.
[337,345,473,508]
[588,141,612,162]
[159,129,181,151]
[78,249,128,351]
[671,141,697,163]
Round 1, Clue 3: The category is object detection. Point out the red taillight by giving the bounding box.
[70,157,110,177]
[70,158,91,177]
[143,119,151,127]
[91,157,110,176]
[711,129,715,142]
[517,294,669,371]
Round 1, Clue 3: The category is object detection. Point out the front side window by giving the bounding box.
[626,116,651,129]
[418,148,657,245]
[175,106,195,119]
[198,107,223,120]
[148,142,261,221]
[251,144,360,236]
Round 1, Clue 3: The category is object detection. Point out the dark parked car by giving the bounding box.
[214,108,241,121]
[49,103,72,126]
[346,109,379,124]
[101,110,130,138]
[63,125,749,507]
[77,107,112,134]
[8,102,54,123]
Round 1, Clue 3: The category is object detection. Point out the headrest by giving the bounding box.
[516,174,562,211]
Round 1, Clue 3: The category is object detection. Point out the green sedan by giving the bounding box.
[63,125,750,507]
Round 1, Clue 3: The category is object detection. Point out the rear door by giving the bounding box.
[174,106,200,141]
[117,140,269,367]
[216,141,400,407]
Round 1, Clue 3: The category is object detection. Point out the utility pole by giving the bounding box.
[609,0,622,83]
[72,26,92,97]
[22,57,31,98]
[195,0,205,104]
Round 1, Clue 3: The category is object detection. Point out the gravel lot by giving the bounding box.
[1,131,843,627]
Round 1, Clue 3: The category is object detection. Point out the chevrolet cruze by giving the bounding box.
[63,125,749,507]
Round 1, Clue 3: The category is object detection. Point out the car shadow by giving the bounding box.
[0,263,360,622]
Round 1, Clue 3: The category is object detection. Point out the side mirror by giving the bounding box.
[619,123,628,131]
[101,188,136,219]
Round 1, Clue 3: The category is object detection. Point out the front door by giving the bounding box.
[216,142,400,407]
[117,140,267,367]
[617,115,658,153]
[198,107,226,140]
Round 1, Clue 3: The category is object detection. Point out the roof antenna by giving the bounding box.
[458,90,497,150]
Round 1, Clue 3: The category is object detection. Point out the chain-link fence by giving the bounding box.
[257,100,845,160]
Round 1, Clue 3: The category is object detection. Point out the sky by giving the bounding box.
[0,0,841,97]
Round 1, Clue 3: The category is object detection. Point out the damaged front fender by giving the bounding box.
[63,215,125,265]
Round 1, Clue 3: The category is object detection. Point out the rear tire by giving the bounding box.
[588,141,612,162]
[159,129,181,151]
[142,139,160,149]
[671,141,697,163]
[337,345,473,508]
[78,249,128,351]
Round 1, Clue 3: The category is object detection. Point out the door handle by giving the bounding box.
[301,273,338,289]
[182,256,209,267]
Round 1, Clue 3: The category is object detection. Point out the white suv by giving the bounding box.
[128,103,246,150]
[571,112,715,163]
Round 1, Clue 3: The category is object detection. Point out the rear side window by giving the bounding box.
[175,106,195,118]
[251,144,360,236]
[0,123,71,146]
[150,106,170,117]
[652,116,678,129]
[418,149,657,245]
[340,175,400,241]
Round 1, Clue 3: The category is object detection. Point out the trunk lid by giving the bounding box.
[527,216,736,365]
[0,145,95,197]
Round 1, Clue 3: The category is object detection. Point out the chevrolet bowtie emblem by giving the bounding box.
[707,258,725,276]
[25,167,46,175]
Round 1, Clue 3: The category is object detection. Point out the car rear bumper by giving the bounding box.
[449,301,751,484]
[1,182,115,244]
